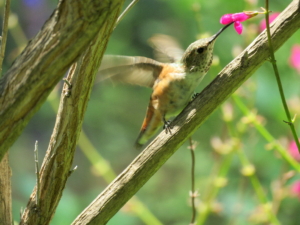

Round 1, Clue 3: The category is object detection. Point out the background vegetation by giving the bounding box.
[4,0,300,224]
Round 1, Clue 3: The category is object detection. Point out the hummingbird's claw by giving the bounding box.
[163,119,172,134]
[192,92,200,100]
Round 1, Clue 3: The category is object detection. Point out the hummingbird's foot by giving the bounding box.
[192,92,200,100]
[163,119,172,134]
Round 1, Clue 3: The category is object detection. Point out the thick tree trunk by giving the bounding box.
[0,154,12,225]
[0,0,124,161]
[0,0,125,224]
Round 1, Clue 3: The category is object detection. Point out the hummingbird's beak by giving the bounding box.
[209,22,234,43]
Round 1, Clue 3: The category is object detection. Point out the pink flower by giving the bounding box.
[259,13,280,32]
[291,181,300,199]
[288,140,300,161]
[220,11,258,35]
[232,12,252,22]
[289,45,300,74]
[234,21,243,35]
[220,14,234,24]
[220,12,251,24]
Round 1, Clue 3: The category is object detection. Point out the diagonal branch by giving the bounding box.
[0,0,124,161]
[71,1,300,224]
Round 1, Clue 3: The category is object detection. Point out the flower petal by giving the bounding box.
[232,12,250,22]
[291,181,300,199]
[289,45,300,74]
[259,13,280,32]
[288,140,300,161]
[234,21,243,34]
[220,14,234,24]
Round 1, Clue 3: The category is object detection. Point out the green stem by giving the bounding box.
[224,104,280,224]
[264,0,300,152]
[196,153,233,225]
[232,94,300,172]
[236,148,281,225]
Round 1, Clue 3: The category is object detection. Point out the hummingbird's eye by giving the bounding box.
[196,47,205,54]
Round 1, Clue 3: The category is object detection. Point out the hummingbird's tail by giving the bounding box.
[135,102,163,149]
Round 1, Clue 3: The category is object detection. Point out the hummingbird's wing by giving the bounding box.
[148,34,184,63]
[98,55,164,88]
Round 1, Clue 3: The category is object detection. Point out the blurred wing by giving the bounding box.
[98,55,164,88]
[148,34,184,63]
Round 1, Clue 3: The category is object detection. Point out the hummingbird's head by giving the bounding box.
[181,23,232,73]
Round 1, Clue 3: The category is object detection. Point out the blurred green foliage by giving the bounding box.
[4,0,300,224]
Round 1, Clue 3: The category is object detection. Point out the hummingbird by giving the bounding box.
[99,23,232,149]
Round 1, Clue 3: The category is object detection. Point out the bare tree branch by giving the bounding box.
[0,0,11,77]
[0,1,12,224]
[71,1,300,224]
[0,154,12,225]
[19,6,124,225]
[18,1,125,224]
[0,0,124,161]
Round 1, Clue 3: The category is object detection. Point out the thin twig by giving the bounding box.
[0,0,11,77]
[68,165,78,177]
[34,140,40,209]
[264,0,300,152]
[114,0,139,28]
[189,137,197,225]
